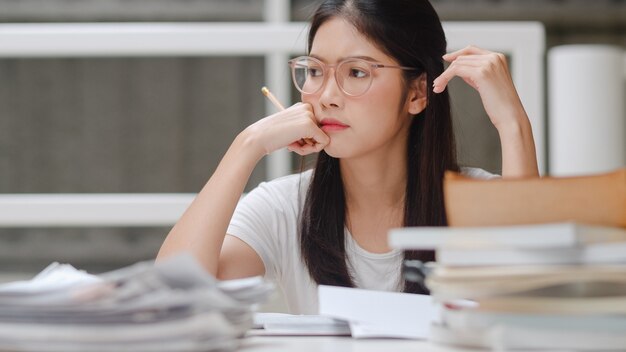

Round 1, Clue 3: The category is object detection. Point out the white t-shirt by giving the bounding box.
[227,167,498,314]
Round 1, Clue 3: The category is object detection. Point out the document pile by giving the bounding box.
[390,222,626,350]
[0,254,272,352]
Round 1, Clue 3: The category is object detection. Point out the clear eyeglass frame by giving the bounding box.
[288,55,418,97]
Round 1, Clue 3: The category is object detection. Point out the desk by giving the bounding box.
[240,335,469,352]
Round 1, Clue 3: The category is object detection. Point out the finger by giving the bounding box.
[443,45,492,62]
[433,62,482,93]
[296,103,324,146]
[288,127,329,154]
[443,46,492,61]
[454,53,508,68]
[287,142,306,155]
[288,143,314,156]
[287,141,301,149]
[295,139,326,156]
[452,54,511,81]
[434,61,459,92]
[433,60,471,93]
[309,129,330,147]
[300,102,319,125]
[304,114,331,146]
[449,54,490,63]
[312,139,328,153]
[283,103,329,148]
[449,64,482,91]
[290,135,320,149]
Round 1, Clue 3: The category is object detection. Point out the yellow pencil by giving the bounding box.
[261,86,315,146]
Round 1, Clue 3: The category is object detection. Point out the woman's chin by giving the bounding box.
[321,146,337,158]
[322,144,349,159]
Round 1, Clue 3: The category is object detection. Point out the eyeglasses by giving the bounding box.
[288,56,418,97]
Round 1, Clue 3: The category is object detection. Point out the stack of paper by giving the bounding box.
[0,254,272,352]
[390,222,626,350]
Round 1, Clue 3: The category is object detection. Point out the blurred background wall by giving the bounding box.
[0,0,624,277]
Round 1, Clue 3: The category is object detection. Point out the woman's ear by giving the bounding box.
[408,73,428,115]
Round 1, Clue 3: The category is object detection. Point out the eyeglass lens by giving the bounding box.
[291,57,373,96]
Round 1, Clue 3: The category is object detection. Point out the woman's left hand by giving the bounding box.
[433,45,525,130]
[433,45,539,178]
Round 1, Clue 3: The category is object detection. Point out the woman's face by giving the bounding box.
[303,17,419,159]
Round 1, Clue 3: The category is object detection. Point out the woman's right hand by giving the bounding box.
[159,103,327,276]
[243,102,330,156]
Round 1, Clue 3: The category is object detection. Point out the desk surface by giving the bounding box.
[240,335,469,352]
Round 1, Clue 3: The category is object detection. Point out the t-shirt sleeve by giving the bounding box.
[226,181,293,281]
[460,166,501,179]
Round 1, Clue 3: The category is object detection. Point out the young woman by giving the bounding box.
[157,0,539,314]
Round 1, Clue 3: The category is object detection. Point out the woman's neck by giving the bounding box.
[340,142,407,253]
[340,142,407,212]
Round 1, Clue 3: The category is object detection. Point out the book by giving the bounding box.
[435,241,626,266]
[388,222,626,250]
[443,168,626,227]
[426,265,626,300]
[435,301,626,349]
[252,313,350,336]
[441,303,626,332]
[473,295,626,315]
[430,320,626,351]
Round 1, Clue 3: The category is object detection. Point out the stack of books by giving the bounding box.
[390,222,626,350]
[0,254,273,352]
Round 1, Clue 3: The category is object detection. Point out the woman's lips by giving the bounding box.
[320,118,349,132]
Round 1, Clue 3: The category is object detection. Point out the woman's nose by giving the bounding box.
[318,70,343,109]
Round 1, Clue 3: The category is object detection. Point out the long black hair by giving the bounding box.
[299,0,459,293]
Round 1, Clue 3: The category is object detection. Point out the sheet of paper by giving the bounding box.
[318,285,437,339]
[0,262,101,295]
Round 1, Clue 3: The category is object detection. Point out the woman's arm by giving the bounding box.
[433,45,540,178]
[156,103,329,277]
[157,133,263,276]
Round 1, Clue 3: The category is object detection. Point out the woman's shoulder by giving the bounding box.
[459,166,501,180]
[259,169,313,190]
[247,169,313,203]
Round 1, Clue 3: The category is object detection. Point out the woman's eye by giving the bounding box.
[349,68,368,78]
[308,67,323,77]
